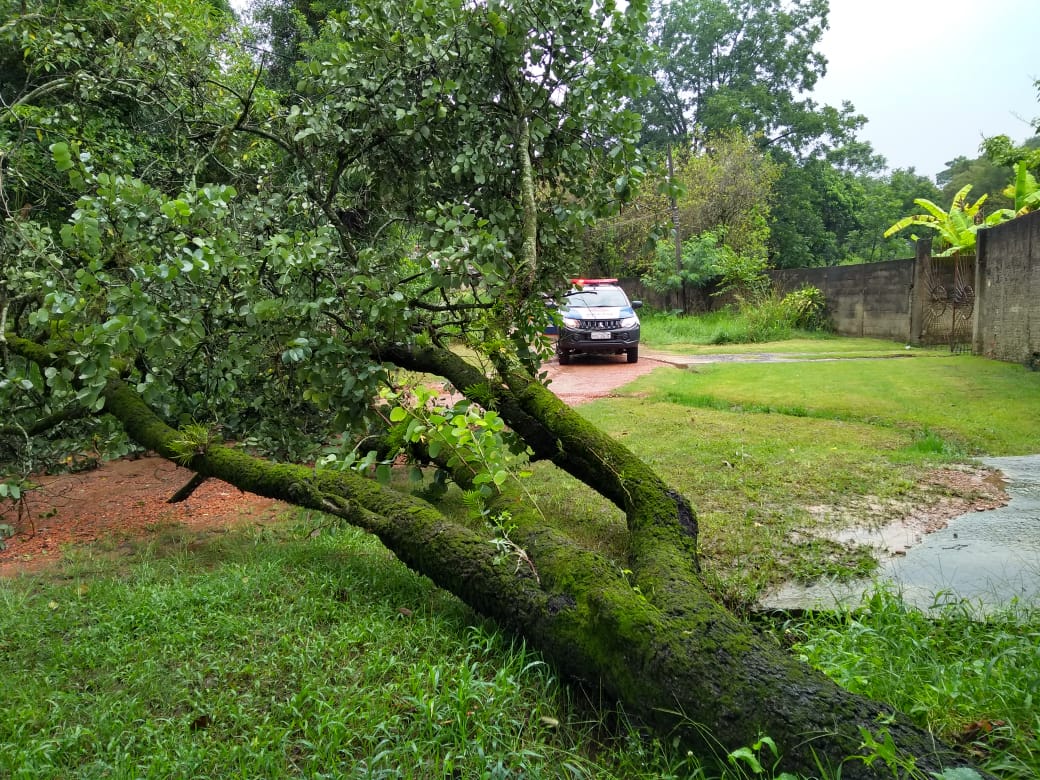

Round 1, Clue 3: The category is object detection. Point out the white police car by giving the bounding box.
[555,279,642,365]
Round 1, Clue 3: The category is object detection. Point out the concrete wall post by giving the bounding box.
[909,238,931,346]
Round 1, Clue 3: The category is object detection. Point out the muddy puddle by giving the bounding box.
[762,455,1040,613]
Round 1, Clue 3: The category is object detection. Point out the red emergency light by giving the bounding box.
[570,278,618,286]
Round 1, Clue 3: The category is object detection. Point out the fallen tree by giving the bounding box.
[0,0,992,775]
[6,334,989,778]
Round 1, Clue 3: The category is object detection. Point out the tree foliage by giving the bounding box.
[2,0,649,466]
[585,131,777,281]
[765,155,971,268]
[768,156,854,267]
[640,229,733,298]
[627,0,888,269]
[935,154,1014,214]
[636,0,865,157]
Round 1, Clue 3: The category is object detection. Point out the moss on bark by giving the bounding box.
[4,337,993,778]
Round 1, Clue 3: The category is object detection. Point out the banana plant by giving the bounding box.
[883,184,1011,256]
[998,161,1040,217]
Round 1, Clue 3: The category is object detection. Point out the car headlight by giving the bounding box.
[620,316,639,328]
[562,317,581,328]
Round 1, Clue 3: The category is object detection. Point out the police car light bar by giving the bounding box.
[570,278,618,286]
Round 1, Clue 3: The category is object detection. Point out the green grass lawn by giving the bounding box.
[0,522,708,779]
[521,348,1040,605]
[3,346,1039,779]
[624,354,1040,456]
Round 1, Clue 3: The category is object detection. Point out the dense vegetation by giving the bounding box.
[585,0,1040,277]
[2,0,1038,775]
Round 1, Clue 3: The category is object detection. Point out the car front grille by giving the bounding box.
[579,319,621,330]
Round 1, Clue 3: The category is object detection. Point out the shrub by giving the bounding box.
[780,285,827,330]
[729,285,827,343]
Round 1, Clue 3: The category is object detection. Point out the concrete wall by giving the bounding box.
[769,260,915,341]
[617,213,1039,365]
[974,210,1040,364]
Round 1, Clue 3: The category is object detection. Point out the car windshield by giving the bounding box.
[566,288,630,308]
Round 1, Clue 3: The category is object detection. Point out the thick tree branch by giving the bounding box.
[516,115,538,294]
[5,334,990,778]
[0,402,88,439]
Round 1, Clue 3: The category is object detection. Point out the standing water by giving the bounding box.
[763,455,1040,613]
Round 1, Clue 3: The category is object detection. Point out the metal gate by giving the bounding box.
[919,253,975,352]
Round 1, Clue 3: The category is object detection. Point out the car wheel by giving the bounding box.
[559,350,572,365]
[627,346,638,363]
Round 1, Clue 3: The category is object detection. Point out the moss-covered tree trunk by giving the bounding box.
[9,335,989,778]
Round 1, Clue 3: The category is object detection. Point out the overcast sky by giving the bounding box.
[811,0,1038,181]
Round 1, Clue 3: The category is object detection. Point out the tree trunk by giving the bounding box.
[8,335,990,778]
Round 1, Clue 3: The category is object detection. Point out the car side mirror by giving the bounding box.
[631,300,643,309]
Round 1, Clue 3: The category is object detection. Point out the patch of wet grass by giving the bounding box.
[521,351,1038,606]
[785,587,1040,780]
[518,396,926,607]
[623,355,1040,455]
[0,519,716,779]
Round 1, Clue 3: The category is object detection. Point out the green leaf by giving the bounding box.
[727,747,763,773]
[389,406,408,422]
[487,10,507,36]
[50,142,73,172]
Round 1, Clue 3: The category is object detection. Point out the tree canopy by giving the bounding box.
[635,0,865,157]
[2,0,649,461]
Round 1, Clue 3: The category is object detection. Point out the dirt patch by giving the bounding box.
[542,352,667,405]
[806,464,1009,556]
[0,457,286,577]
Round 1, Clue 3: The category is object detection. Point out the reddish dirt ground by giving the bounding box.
[0,353,1008,576]
[0,458,285,577]
[0,354,650,577]
[541,352,667,404]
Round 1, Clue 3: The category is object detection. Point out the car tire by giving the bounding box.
[559,350,572,365]
[627,346,638,364]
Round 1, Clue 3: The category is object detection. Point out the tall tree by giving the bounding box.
[0,0,992,776]
[635,0,865,157]
[632,0,886,269]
